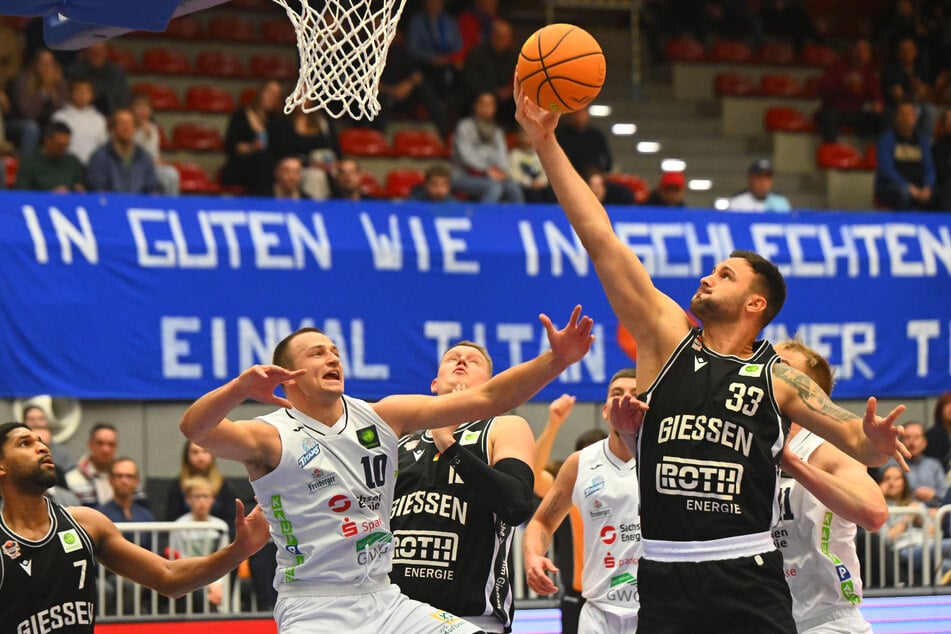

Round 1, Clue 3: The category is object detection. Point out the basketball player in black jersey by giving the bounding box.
[515,84,909,633]
[0,422,269,634]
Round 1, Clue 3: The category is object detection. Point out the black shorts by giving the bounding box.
[637,549,796,633]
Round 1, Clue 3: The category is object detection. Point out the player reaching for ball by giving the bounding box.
[516,23,605,114]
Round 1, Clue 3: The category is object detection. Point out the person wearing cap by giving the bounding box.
[726,159,792,212]
[646,171,687,207]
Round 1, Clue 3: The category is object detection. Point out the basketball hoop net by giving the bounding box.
[270,0,408,120]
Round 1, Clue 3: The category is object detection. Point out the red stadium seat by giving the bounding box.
[239,88,258,106]
[106,46,139,72]
[249,53,298,81]
[607,173,650,205]
[131,82,181,111]
[196,51,246,78]
[142,48,191,75]
[171,123,224,151]
[360,172,385,198]
[757,41,796,65]
[391,129,446,158]
[339,128,391,157]
[864,143,877,169]
[799,43,839,68]
[666,36,706,62]
[764,106,816,132]
[714,72,757,96]
[173,162,222,195]
[711,40,754,63]
[164,16,204,40]
[816,142,866,170]
[759,74,804,97]
[208,16,257,42]
[185,86,236,114]
[261,19,297,45]
[385,169,426,199]
[4,156,17,188]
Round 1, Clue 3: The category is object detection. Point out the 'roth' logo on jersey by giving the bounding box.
[656,456,743,500]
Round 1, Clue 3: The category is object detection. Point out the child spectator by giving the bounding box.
[51,78,107,164]
[507,127,549,202]
[170,476,231,611]
[164,440,237,537]
[411,164,456,202]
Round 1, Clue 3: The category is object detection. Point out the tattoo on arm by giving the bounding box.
[773,363,855,423]
[543,490,563,522]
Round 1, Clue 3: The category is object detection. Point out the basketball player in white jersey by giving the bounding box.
[523,369,642,633]
[774,340,887,634]
[179,306,596,634]
[515,83,908,632]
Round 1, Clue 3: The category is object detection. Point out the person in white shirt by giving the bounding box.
[51,79,107,165]
[726,158,792,212]
[171,476,232,611]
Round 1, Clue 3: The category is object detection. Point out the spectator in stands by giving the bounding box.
[14,120,85,192]
[272,103,340,165]
[450,91,523,203]
[457,0,499,58]
[815,39,885,143]
[86,108,160,194]
[410,163,457,202]
[5,48,68,158]
[876,0,930,56]
[0,20,23,90]
[508,127,550,203]
[406,0,465,113]
[925,390,951,469]
[932,108,951,210]
[875,101,935,210]
[165,440,237,538]
[65,423,146,508]
[726,158,792,211]
[556,106,612,176]
[584,168,635,206]
[646,171,687,207]
[891,421,947,509]
[221,80,285,196]
[880,37,943,138]
[878,464,930,580]
[271,155,309,200]
[461,18,518,129]
[51,78,108,164]
[329,158,366,200]
[66,42,130,116]
[22,403,75,473]
[130,92,179,196]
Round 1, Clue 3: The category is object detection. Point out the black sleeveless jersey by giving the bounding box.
[638,327,789,544]
[1,498,98,633]
[390,418,515,631]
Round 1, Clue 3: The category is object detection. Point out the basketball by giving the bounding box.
[516,23,605,113]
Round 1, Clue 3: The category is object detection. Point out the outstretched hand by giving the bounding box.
[609,394,649,454]
[863,397,910,471]
[540,305,594,368]
[513,76,561,144]
[233,499,270,558]
[525,553,560,595]
[235,365,305,409]
[548,394,577,428]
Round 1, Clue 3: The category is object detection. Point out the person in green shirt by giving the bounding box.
[15,120,86,192]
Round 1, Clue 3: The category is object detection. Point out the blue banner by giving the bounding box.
[0,191,948,401]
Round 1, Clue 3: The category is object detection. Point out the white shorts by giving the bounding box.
[797,607,872,634]
[579,601,638,634]
[275,583,483,634]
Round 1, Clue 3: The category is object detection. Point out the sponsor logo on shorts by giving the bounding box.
[297,438,321,468]
[357,425,381,449]
[58,530,82,553]
[431,611,460,624]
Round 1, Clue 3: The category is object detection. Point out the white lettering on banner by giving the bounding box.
[613,222,734,278]
[907,320,944,377]
[161,316,389,380]
[127,209,332,269]
[22,204,98,264]
[359,213,431,271]
[518,221,539,276]
[434,217,479,274]
[764,322,875,380]
[544,221,588,277]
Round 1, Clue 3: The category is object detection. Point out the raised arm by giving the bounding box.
[514,82,690,373]
[533,394,576,497]
[773,363,909,469]
[75,499,269,599]
[523,451,579,595]
[376,306,593,436]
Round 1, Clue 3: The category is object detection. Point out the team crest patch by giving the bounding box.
[2,539,21,559]
[357,425,381,449]
[459,429,481,445]
[297,438,322,468]
[58,529,83,553]
[739,364,763,377]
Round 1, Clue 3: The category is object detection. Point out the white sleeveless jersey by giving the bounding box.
[570,439,641,618]
[251,396,398,594]
[773,430,865,623]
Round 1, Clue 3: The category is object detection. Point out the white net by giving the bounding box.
[270,0,408,120]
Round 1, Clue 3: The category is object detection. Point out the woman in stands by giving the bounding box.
[165,440,236,538]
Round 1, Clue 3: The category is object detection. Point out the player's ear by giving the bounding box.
[430,378,439,394]
[746,293,767,315]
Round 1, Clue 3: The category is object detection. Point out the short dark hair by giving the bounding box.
[44,121,72,139]
[425,164,451,181]
[608,368,636,386]
[110,456,139,477]
[89,422,117,438]
[574,428,608,451]
[0,422,29,455]
[272,327,325,369]
[730,250,786,326]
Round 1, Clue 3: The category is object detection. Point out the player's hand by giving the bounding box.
[547,394,576,429]
[862,397,910,471]
[514,75,560,143]
[540,305,594,369]
[609,394,648,453]
[431,424,457,453]
[235,365,305,409]
[207,582,223,606]
[525,554,560,595]
[233,499,270,557]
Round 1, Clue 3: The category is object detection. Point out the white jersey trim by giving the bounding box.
[643,531,774,562]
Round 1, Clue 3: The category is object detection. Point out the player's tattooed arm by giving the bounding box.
[773,363,854,424]
[543,489,565,523]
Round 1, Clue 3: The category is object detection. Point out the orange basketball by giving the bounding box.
[516,23,605,113]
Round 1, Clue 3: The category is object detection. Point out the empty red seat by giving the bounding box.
[131,82,181,111]
[711,40,754,63]
[339,128,391,157]
[172,123,224,151]
[757,41,796,65]
[261,19,297,45]
[164,16,204,40]
[816,142,866,170]
[208,16,257,42]
[799,43,839,67]
[360,172,385,198]
[764,106,816,132]
[249,53,298,81]
[196,51,246,78]
[185,86,236,113]
[714,72,757,96]
[759,74,803,97]
[240,88,259,106]
[606,173,650,205]
[385,169,426,199]
[666,36,706,62]
[142,48,191,75]
[4,156,17,188]
[106,46,139,72]
[391,129,446,158]
[173,162,222,195]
